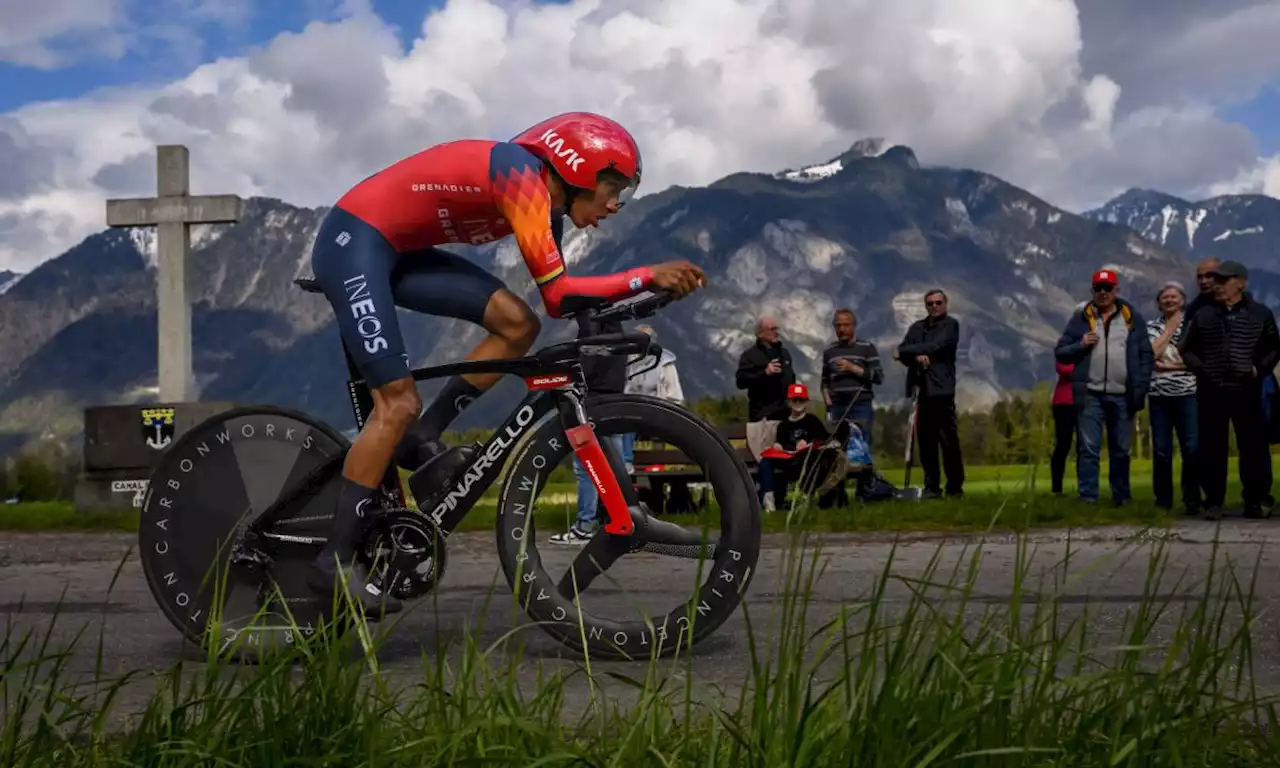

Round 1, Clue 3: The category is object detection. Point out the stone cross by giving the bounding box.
[105,145,243,402]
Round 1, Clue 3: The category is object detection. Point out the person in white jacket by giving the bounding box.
[623,324,685,470]
[627,324,685,402]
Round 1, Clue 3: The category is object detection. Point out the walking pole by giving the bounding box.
[901,387,923,500]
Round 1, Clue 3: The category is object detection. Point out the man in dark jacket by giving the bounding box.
[736,315,795,510]
[1179,260,1280,519]
[1054,268,1154,506]
[896,289,964,498]
[1184,256,1221,319]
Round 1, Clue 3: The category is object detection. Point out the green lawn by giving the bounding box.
[1,456,1241,535]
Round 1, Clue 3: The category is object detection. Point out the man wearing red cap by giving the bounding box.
[1054,268,1154,505]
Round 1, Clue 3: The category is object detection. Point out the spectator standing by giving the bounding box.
[736,315,796,511]
[820,308,884,448]
[895,289,965,498]
[1185,256,1222,318]
[1146,281,1201,514]
[1050,359,1076,496]
[1054,268,1153,506]
[1050,300,1089,496]
[550,312,632,545]
[625,323,684,404]
[1178,260,1280,519]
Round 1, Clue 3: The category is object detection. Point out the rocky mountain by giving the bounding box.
[0,271,21,295]
[0,143,1202,454]
[1084,188,1280,270]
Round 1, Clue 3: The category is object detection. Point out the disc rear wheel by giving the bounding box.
[138,405,349,661]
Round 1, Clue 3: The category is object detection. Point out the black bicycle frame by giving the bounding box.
[245,328,651,543]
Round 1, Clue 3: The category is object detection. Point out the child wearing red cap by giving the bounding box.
[767,383,832,507]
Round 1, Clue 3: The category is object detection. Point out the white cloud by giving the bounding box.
[0,0,127,69]
[0,0,1276,272]
[1209,154,1280,199]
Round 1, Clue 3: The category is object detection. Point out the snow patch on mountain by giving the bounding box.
[1009,199,1037,223]
[1212,225,1264,241]
[776,138,888,184]
[0,271,22,295]
[126,223,230,268]
[663,207,688,228]
[1159,205,1177,245]
[780,158,843,183]
[1185,208,1207,246]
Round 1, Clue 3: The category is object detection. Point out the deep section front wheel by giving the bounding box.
[138,405,349,660]
[494,394,762,660]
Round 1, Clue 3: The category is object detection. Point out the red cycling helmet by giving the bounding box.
[511,111,642,203]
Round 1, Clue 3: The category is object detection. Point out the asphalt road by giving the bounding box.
[5,520,1280,728]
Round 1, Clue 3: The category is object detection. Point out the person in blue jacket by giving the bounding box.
[1054,268,1154,505]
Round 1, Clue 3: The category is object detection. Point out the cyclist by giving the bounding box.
[305,112,707,615]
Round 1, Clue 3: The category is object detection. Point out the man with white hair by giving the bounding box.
[626,324,684,403]
[736,315,796,510]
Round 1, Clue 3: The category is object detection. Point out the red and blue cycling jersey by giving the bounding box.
[334,140,653,318]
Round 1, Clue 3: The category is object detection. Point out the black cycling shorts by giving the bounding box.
[310,206,507,389]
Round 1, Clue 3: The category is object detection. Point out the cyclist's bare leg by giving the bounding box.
[398,289,540,464]
[309,378,420,612]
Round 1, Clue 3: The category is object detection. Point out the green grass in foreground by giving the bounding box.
[2,529,1277,765]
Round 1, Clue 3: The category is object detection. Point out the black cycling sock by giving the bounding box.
[327,476,377,561]
[416,376,481,441]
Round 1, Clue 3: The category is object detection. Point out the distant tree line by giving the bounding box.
[685,385,1256,469]
[0,385,1260,503]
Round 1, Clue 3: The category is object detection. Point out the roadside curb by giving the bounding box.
[758,520,1280,548]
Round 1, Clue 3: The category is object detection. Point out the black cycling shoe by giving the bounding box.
[307,553,403,618]
[406,438,479,509]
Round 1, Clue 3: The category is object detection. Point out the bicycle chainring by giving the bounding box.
[360,509,448,601]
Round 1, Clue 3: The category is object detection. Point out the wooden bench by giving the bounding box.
[628,421,855,514]
[629,423,758,516]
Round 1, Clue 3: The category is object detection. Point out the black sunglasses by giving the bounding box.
[1207,273,1233,284]
[1092,284,1115,293]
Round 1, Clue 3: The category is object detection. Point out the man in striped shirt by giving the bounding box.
[820,308,884,450]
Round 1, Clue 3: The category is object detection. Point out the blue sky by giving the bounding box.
[1221,85,1280,157]
[0,0,449,111]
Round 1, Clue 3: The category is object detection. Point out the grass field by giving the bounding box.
[0,456,1242,535]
